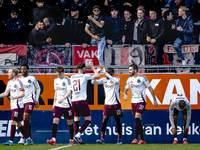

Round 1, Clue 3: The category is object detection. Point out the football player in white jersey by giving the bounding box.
[47,66,74,146]
[71,62,100,144]
[92,66,123,144]
[123,64,158,144]
[169,93,191,144]
[0,68,33,146]
[18,64,41,145]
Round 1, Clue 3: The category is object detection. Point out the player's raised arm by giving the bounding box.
[102,66,119,84]
[148,86,158,107]
[88,61,100,79]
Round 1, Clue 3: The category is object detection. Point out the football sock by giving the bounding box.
[183,138,187,141]
[135,118,144,141]
[10,125,16,141]
[115,117,122,139]
[52,137,56,142]
[101,117,109,139]
[173,132,177,138]
[134,118,139,140]
[76,132,81,138]
[74,121,80,134]
[52,124,58,138]
[79,120,91,134]
[18,126,29,139]
[24,120,32,138]
[68,124,74,140]
[183,132,188,138]
[174,138,178,141]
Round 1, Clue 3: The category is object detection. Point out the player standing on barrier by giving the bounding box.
[123,64,158,144]
[47,66,74,146]
[0,68,33,145]
[92,66,123,144]
[169,93,191,144]
[18,64,41,145]
[71,62,100,144]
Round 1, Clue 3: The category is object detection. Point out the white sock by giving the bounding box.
[70,139,74,142]
[183,138,187,141]
[174,138,178,141]
[9,140,13,143]
[52,137,56,142]
[76,132,81,138]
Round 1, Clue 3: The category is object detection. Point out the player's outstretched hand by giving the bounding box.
[124,95,128,101]
[34,101,40,108]
[102,66,106,74]
[96,65,102,73]
[88,61,94,69]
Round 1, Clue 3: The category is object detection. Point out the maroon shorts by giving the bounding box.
[131,102,146,116]
[53,106,74,119]
[103,104,123,118]
[11,108,24,122]
[72,100,91,117]
[24,102,35,115]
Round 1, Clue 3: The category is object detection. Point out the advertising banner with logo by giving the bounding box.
[0,110,199,144]
[73,46,99,66]
[27,45,72,73]
[0,45,27,66]
[0,74,200,110]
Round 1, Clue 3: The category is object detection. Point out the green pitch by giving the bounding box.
[1,144,200,150]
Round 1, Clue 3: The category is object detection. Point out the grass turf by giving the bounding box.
[0,144,200,150]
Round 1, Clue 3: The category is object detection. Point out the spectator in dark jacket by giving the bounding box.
[63,6,88,48]
[122,9,134,44]
[3,0,22,22]
[147,9,165,64]
[0,0,5,22]
[6,9,23,45]
[173,6,194,65]
[133,7,148,44]
[32,0,53,26]
[85,5,106,65]
[163,10,176,43]
[0,20,6,47]
[28,20,52,46]
[39,17,57,42]
[105,6,124,45]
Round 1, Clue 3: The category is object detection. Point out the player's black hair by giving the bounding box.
[55,66,64,73]
[77,63,86,69]
[178,100,186,109]
[107,67,114,73]
[129,63,138,71]
[20,64,29,70]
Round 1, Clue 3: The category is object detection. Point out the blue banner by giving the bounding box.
[0,110,199,144]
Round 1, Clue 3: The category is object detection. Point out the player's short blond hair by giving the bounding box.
[9,67,19,75]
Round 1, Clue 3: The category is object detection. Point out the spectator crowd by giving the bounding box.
[0,0,200,65]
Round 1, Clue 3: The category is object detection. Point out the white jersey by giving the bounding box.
[169,93,191,128]
[125,74,151,103]
[71,73,94,102]
[92,72,120,105]
[54,76,72,108]
[19,75,40,103]
[6,79,24,110]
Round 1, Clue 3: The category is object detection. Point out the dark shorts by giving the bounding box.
[131,102,146,116]
[11,108,24,122]
[72,100,91,117]
[173,108,187,116]
[24,102,35,115]
[53,106,74,119]
[103,104,123,118]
